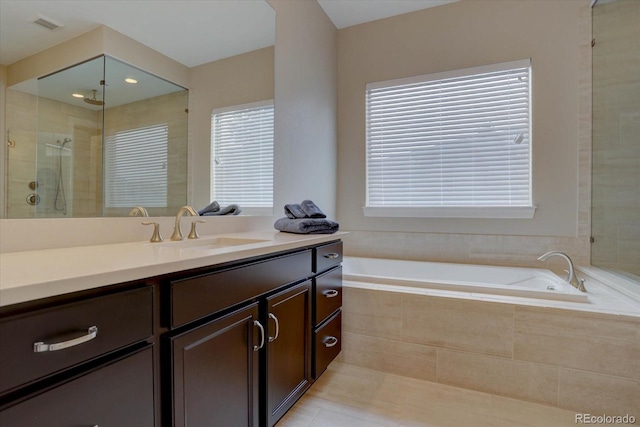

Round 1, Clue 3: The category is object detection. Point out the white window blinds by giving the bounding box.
[365,59,534,218]
[211,101,274,210]
[104,124,168,208]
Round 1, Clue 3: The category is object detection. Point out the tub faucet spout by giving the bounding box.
[537,251,586,292]
[171,206,199,241]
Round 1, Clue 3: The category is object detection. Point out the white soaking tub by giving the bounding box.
[342,257,589,303]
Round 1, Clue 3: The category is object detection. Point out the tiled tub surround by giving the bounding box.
[340,272,640,419]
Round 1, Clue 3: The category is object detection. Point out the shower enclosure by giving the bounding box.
[591,0,640,280]
[4,55,188,218]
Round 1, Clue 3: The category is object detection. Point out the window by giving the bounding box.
[211,101,274,214]
[104,124,168,208]
[365,59,534,219]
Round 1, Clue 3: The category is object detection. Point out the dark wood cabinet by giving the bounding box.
[1,239,343,427]
[169,303,260,427]
[170,251,312,328]
[314,310,342,378]
[265,281,312,426]
[0,286,153,394]
[0,346,154,427]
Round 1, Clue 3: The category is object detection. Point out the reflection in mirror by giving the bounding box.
[5,56,188,218]
[102,57,188,217]
[3,0,275,219]
[591,0,640,282]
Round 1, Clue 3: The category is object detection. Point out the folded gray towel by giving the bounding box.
[198,201,220,215]
[201,204,242,216]
[274,217,339,234]
[300,200,326,218]
[285,203,307,219]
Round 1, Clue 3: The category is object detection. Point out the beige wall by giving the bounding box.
[188,47,274,211]
[269,0,338,220]
[591,0,640,277]
[338,0,593,267]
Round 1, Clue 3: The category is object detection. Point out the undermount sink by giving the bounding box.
[161,237,269,250]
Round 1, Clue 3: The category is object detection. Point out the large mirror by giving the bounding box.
[6,56,188,218]
[2,0,275,218]
[591,0,640,282]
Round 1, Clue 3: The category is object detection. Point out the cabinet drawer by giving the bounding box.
[0,286,153,394]
[171,250,312,328]
[313,310,341,379]
[314,266,342,326]
[0,347,154,426]
[314,241,343,273]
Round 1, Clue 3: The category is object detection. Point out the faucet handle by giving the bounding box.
[142,221,163,243]
[188,220,206,239]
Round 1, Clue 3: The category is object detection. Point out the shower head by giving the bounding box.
[84,89,104,106]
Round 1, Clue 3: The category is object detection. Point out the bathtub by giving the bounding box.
[342,257,589,303]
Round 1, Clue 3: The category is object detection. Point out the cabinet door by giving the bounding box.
[265,281,312,427]
[0,347,154,426]
[170,303,260,427]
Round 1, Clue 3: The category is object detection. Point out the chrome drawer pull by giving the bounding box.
[323,336,338,348]
[323,253,340,259]
[268,313,280,342]
[33,326,98,353]
[322,289,339,298]
[253,320,265,351]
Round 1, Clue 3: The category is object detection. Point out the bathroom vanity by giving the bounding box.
[0,233,343,427]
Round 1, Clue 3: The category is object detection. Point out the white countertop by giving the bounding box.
[0,231,346,307]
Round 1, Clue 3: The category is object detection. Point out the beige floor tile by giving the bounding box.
[282,361,579,427]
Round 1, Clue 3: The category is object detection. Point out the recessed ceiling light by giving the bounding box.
[72,93,84,98]
[125,78,138,84]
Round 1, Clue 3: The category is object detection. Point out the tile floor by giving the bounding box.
[278,362,581,427]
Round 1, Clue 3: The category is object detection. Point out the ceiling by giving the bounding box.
[0,0,458,69]
[317,0,459,29]
[0,0,276,67]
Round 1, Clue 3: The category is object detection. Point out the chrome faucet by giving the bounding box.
[538,251,586,292]
[171,206,199,241]
[129,206,149,217]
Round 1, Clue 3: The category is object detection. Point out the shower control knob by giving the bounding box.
[26,193,40,205]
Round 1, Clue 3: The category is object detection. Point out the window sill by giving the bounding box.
[362,206,537,219]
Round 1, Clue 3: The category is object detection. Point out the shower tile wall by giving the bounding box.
[101,90,188,217]
[592,0,640,277]
[5,89,100,218]
[5,89,188,218]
